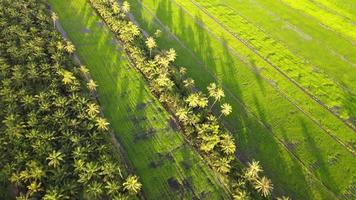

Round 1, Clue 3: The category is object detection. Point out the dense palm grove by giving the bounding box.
[89,0,289,199]
[0,0,141,199]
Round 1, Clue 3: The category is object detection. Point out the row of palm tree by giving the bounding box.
[88,0,288,199]
[0,0,141,199]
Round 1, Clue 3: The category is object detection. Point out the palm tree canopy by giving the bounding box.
[121,1,130,13]
[123,175,142,194]
[112,2,120,15]
[105,181,120,195]
[166,48,176,62]
[207,82,225,101]
[64,41,75,53]
[51,12,58,21]
[214,157,231,174]
[186,93,200,108]
[221,103,232,116]
[86,103,100,117]
[46,150,64,168]
[145,37,157,50]
[246,160,263,179]
[79,65,89,75]
[87,79,98,91]
[154,29,162,38]
[254,176,273,197]
[183,78,195,88]
[60,70,76,85]
[96,117,110,131]
[176,107,191,123]
[220,135,236,155]
[186,92,208,108]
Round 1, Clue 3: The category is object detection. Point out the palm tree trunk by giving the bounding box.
[209,99,217,111]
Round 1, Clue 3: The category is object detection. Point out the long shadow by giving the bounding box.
[299,119,339,194]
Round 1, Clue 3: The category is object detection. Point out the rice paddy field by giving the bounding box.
[124,0,356,199]
[2,0,355,199]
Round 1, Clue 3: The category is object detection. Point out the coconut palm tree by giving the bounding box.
[233,190,250,200]
[100,162,122,180]
[74,159,86,172]
[86,103,100,117]
[245,160,263,180]
[51,12,58,29]
[154,29,162,38]
[155,54,170,68]
[200,134,220,153]
[176,107,191,124]
[186,93,200,108]
[198,97,209,108]
[155,74,174,91]
[254,176,273,197]
[186,92,208,109]
[87,79,98,92]
[43,189,64,200]
[166,48,176,62]
[220,134,236,155]
[105,181,120,196]
[27,181,42,196]
[183,78,195,89]
[60,70,76,85]
[219,103,232,118]
[64,41,75,54]
[213,157,231,174]
[123,175,142,195]
[121,1,130,14]
[95,117,110,131]
[145,37,156,57]
[179,67,187,76]
[79,65,89,75]
[56,41,65,52]
[85,181,103,198]
[112,2,120,15]
[207,83,225,110]
[46,150,64,168]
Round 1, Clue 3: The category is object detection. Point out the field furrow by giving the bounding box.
[49,0,230,199]
[128,0,356,199]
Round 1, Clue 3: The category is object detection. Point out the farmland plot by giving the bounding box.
[127,0,356,199]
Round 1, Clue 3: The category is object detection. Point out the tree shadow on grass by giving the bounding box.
[299,119,339,194]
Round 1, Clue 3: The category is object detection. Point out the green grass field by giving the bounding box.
[49,0,230,199]
[127,0,356,199]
